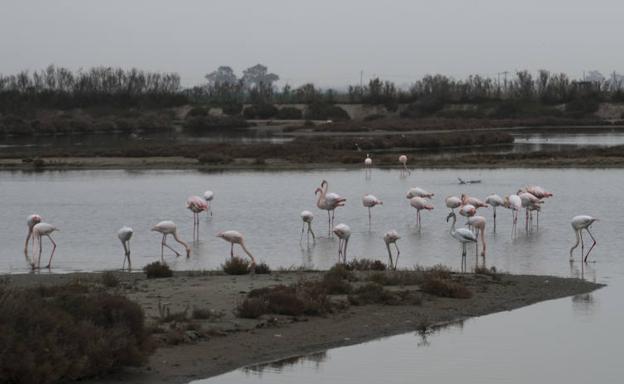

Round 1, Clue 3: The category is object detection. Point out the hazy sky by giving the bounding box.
[1,0,622,87]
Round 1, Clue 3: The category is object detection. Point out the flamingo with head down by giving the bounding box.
[466,215,487,257]
[399,155,410,176]
[300,210,316,243]
[151,221,191,261]
[24,214,42,264]
[333,223,351,263]
[217,230,256,267]
[570,215,598,263]
[32,222,59,269]
[118,226,133,270]
[383,230,400,270]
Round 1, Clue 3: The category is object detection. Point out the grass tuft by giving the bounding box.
[143,261,173,279]
[222,256,251,275]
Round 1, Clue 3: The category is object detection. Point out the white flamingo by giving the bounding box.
[446,212,477,272]
[203,190,214,216]
[316,180,346,236]
[445,196,462,213]
[485,194,504,232]
[217,230,256,267]
[518,192,542,232]
[466,215,487,257]
[32,222,59,269]
[151,221,191,261]
[24,214,42,264]
[384,230,400,270]
[300,210,316,242]
[570,215,598,263]
[399,155,410,176]
[117,226,133,270]
[406,187,434,199]
[503,194,522,236]
[362,194,383,225]
[333,223,351,263]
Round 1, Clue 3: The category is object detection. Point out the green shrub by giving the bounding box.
[276,107,303,119]
[183,115,249,134]
[221,102,243,116]
[143,262,173,279]
[243,103,279,119]
[0,286,151,383]
[222,256,251,275]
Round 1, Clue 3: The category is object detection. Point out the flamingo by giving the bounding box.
[406,187,434,199]
[570,215,598,263]
[333,223,351,263]
[151,221,191,261]
[466,215,487,257]
[187,195,208,240]
[300,210,316,242]
[24,214,42,263]
[203,190,214,216]
[503,194,522,236]
[32,222,59,269]
[316,180,346,236]
[217,230,256,267]
[459,204,476,230]
[383,230,400,270]
[485,194,504,232]
[399,155,410,176]
[117,226,133,270]
[460,194,488,209]
[518,192,542,232]
[445,196,462,213]
[409,196,434,229]
[362,194,383,225]
[446,212,477,272]
[528,202,541,230]
[364,154,372,169]
[522,185,553,199]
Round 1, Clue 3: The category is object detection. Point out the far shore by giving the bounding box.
[3,270,603,384]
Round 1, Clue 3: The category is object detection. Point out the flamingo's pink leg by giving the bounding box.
[583,228,597,262]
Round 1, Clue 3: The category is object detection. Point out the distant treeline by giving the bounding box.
[2,65,624,118]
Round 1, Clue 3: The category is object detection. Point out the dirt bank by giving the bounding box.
[3,270,602,384]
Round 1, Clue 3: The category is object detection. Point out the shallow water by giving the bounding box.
[0,168,619,273]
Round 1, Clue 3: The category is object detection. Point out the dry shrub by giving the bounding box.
[101,271,120,287]
[254,262,271,274]
[423,264,452,280]
[0,285,151,384]
[143,261,173,278]
[192,307,223,320]
[347,283,399,305]
[346,258,387,271]
[474,265,500,280]
[238,282,333,319]
[222,256,251,275]
[367,270,421,286]
[421,277,472,299]
[236,298,268,319]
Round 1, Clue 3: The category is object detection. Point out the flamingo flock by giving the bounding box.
[20,161,597,273]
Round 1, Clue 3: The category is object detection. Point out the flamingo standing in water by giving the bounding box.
[32,222,59,269]
[333,223,351,263]
[503,194,522,236]
[203,190,214,216]
[409,197,434,229]
[187,196,208,240]
[362,194,383,225]
[383,230,400,270]
[364,154,372,169]
[118,226,133,270]
[24,214,42,263]
[446,212,477,272]
[406,187,434,199]
[461,194,488,209]
[445,196,462,213]
[217,230,256,267]
[151,221,191,261]
[570,215,598,263]
[300,210,316,243]
[485,194,504,232]
[316,180,346,236]
[466,215,487,257]
[518,192,542,232]
[399,155,410,176]
[522,185,553,199]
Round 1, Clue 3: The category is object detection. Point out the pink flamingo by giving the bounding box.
[570,215,598,263]
[32,222,59,269]
[316,180,346,236]
[460,194,488,209]
[459,204,476,230]
[187,195,208,240]
[503,194,522,236]
[466,215,487,257]
[406,187,434,199]
[118,226,133,270]
[445,196,462,213]
[300,210,316,242]
[518,192,543,232]
[399,155,410,176]
[362,194,383,225]
[409,196,433,229]
[24,214,42,263]
[522,185,553,199]
[151,221,191,261]
[485,194,504,232]
[333,223,351,263]
[217,230,256,266]
[384,230,400,270]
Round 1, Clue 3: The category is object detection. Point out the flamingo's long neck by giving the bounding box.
[172,231,191,254]
[449,215,457,236]
[24,228,33,255]
[570,229,581,258]
[386,242,393,264]
[240,241,256,264]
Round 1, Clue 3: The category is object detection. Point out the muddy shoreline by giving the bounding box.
[3,271,603,384]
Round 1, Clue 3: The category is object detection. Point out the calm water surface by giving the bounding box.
[1,168,622,383]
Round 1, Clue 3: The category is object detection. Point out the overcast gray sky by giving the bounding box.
[1,0,622,87]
